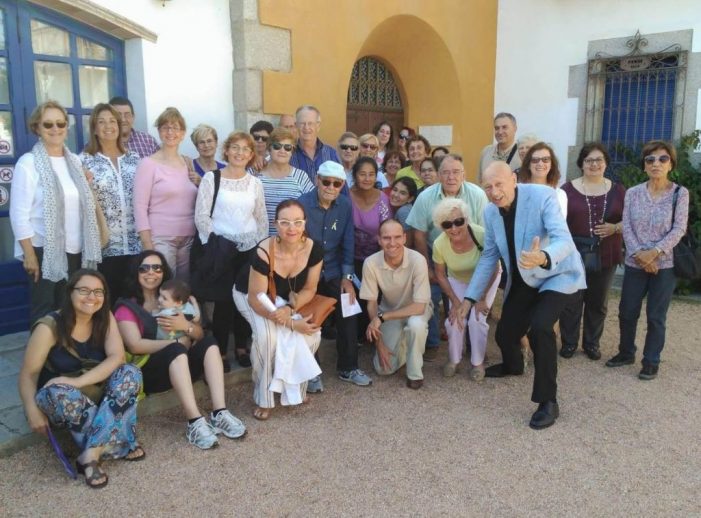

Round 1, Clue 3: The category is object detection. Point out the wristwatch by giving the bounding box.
[344,274,354,281]
[377,311,385,323]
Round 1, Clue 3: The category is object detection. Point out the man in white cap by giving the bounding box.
[298,161,372,391]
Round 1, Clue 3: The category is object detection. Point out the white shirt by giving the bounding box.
[10,152,82,259]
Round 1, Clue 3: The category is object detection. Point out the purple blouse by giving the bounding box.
[562,182,626,268]
[622,182,689,269]
[352,191,391,260]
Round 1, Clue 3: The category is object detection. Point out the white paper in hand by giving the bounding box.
[341,293,362,318]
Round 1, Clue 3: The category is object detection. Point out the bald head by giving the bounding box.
[279,114,297,139]
[482,161,517,210]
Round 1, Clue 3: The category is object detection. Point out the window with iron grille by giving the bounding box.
[584,32,687,176]
[347,56,403,111]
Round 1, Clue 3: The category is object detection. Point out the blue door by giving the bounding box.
[0,0,126,334]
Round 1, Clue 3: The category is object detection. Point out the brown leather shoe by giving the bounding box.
[406,378,423,390]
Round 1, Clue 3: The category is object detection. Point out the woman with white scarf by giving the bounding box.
[10,101,102,324]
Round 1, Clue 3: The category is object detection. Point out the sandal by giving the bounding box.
[253,407,271,421]
[124,445,146,462]
[76,459,108,489]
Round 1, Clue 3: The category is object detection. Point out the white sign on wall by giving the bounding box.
[418,125,453,147]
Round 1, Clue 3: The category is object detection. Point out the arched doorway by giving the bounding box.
[346,57,404,137]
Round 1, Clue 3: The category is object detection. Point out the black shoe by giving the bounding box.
[321,326,337,340]
[638,363,659,380]
[484,363,523,378]
[222,358,231,373]
[529,401,559,430]
[235,351,252,368]
[605,353,635,367]
[559,345,576,359]
[423,347,439,362]
[584,348,601,361]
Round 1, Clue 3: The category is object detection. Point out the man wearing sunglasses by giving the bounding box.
[109,96,160,159]
[478,112,521,182]
[360,219,432,389]
[460,162,585,430]
[406,154,488,361]
[290,105,341,184]
[298,161,372,390]
[249,120,274,172]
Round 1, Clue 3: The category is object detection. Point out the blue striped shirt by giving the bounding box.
[289,138,340,184]
[255,167,315,236]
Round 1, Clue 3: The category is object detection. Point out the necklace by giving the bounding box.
[582,181,607,237]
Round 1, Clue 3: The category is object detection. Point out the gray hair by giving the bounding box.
[494,112,517,125]
[190,124,218,146]
[295,105,321,123]
[432,198,470,230]
[517,133,539,146]
[338,131,358,143]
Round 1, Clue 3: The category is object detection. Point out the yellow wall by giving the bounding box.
[259,1,498,180]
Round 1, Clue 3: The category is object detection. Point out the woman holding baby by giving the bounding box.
[114,249,246,450]
[233,200,323,421]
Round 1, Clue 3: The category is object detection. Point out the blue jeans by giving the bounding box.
[426,283,442,349]
[618,266,676,366]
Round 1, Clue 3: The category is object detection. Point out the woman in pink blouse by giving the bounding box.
[133,107,197,280]
[606,141,689,380]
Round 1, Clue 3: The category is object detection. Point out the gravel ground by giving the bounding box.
[1,294,699,517]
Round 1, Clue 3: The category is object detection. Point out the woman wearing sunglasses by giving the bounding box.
[80,103,141,301]
[233,200,323,421]
[10,101,103,324]
[19,269,142,488]
[358,133,388,187]
[559,143,625,361]
[257,127,314,235]
[115,250,246,449]
[519,142,567,218]
[606,141,689,380]
[194,131,268,370]
[397,126,416,162]
[432,198,499,380]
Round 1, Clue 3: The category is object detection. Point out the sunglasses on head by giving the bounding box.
[138,264,164,274]
[271,142,294,152]
[340,144,359,151]
[320,178,344,188]
[644,155,671,164]
[42,120,68,130]
[253,134,269,142]
[440,217,466,230]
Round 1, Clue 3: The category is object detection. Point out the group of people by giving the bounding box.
[11,99,689,488]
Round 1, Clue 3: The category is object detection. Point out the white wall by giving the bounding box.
[91,0,234,157]
[494,0,701,174]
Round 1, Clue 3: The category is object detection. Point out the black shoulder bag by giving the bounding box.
[670,185,700,280]
[189,170,221,285]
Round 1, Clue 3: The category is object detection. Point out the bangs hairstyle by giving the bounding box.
[28,100,68,136]
[221,131,255,166]
[382,150,405,169]
[190,124,219,146]
[55,269,111,352]
[125,250,173,307]
[351,156,379,183]
[520,142,561,187]
[373,120,395,150]
[391,176,418,202]
[154,106,186,132]
[576,142,610,169]
[641,140,677,170]
[84,103,125,155]
[275,199,307,220]
[160,279,190,304]
[432,197,470,230]
[406,134,431,156]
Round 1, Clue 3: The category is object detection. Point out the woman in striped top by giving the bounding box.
[256,128,314,236]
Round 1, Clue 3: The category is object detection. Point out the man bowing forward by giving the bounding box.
[459,162,585,429]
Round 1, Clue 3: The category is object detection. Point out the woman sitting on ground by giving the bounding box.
[18,269,142,488]
[233,200,323,421]
[432,199,500,381]
[115,250,246,450]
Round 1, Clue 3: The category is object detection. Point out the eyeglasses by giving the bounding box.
[297,121,318,128]
[229,145,252,154]
[399,134,410,140]
[73,287,105,297]
[530,157,551,164]
[138,264,164,274]
[160,125,182,133]
[253,134,269,142]
[320,178,344,188]
[583,157,605,165]
[440,217,466,230]
[644,155,671,164]
[42,120,68,130]
[277,219,306,228]
[271,142,294,152]
[340,144,359,151]
[197,138,216,146]
[361,143,378,150]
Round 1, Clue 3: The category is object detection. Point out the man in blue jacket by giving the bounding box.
[459,162,585,429]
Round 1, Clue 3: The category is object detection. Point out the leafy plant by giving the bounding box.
[614,131,701,293]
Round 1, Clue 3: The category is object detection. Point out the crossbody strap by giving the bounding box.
[467,224,483,252]
[506,144,518,165]
[210,169,221,218]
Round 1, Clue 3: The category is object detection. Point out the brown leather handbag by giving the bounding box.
[268,239,336,327]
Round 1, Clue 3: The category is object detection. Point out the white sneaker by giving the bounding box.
[186,417,219,449]
[210,410,246,439]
